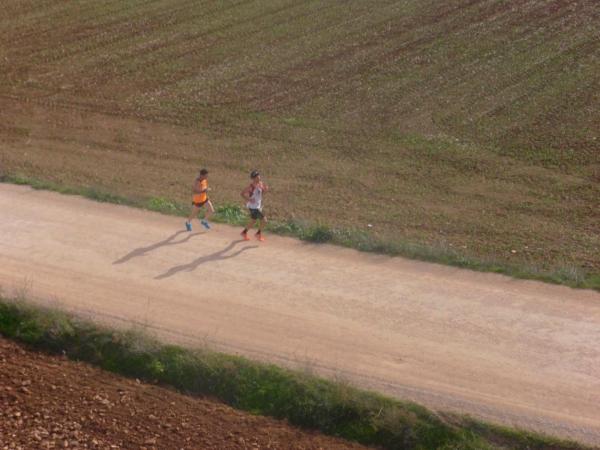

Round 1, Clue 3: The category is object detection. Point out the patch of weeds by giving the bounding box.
[302,224,334,243]
[267,219,305,236]
[459,417,585,450]
[552,264,586,285]
[213,204,246,225]
[388,132,448,157]
[1,174,132,205]
[3,173,57,190]
[84,187,131,205]
[245,111,269,122]
[146,197,184,215]
[583,273,600,290]
[6,126,31,137]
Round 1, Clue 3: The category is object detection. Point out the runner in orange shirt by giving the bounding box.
[185,168,214,231]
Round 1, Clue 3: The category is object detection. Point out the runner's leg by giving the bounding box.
[243,218,256,231]
[200,202,213,229]
[205,200,214,221]
[186,205,200,230]
[188,205,200,222]
[255,212,267,241]
[257,215,267,233]
[242,217,256,240]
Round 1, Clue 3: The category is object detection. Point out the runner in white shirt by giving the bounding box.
[240,170,269,242]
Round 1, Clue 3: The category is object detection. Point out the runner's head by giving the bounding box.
[250,170,260,182]
[199,168,208,179]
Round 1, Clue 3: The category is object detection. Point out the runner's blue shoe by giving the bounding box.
[185,221,192,232]
[201,220,211,230]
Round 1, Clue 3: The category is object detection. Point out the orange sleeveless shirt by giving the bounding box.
[193,179,208,204]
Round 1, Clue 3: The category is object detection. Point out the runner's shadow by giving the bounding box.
[113,230,203,265]
[155,240,258,280]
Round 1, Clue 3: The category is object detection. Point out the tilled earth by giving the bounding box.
[0,338,368,450]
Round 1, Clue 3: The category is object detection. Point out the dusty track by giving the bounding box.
[1,184,599,446]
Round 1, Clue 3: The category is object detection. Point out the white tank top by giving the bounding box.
[246,184,263,210]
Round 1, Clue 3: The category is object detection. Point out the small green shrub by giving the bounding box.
[303,224,334,243]
[214,204,246,224]
[146,196,182,214]
[85,187,130,205]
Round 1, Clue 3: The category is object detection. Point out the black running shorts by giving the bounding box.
[249,208,264,220]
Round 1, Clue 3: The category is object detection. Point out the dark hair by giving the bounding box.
[199,168,208,175]
[250,170,260,178]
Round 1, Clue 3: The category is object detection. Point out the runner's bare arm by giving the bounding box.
[241,185,252,201]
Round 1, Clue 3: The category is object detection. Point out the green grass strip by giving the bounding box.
[0,297,588,450]
[1,173,598,291]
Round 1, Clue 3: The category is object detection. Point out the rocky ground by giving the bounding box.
[0,337,368,450]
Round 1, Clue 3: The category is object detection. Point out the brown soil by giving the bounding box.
[1,0,599,274]
[1,97,598,275]
[0,337,368,450]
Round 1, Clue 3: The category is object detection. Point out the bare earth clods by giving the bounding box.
[0,338,367,450]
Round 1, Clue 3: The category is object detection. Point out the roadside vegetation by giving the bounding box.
[3,173,598,290]
[0,295,589,450]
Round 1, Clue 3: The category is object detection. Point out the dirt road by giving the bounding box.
[1,184,599,446]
